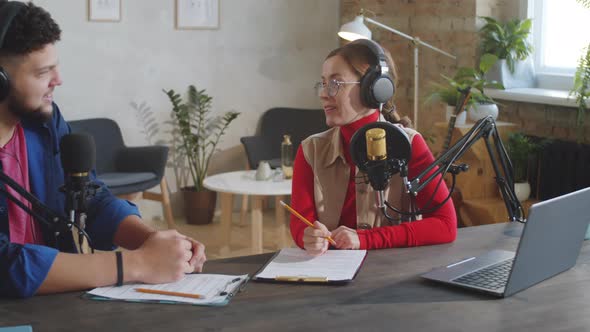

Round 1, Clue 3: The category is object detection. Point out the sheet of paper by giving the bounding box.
[87,274,248,305]
[255,248,367,281]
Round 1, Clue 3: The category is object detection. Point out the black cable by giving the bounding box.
[383,172,457,217]
[72,222,95,254]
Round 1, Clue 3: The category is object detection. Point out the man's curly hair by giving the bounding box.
[0,1,61,56]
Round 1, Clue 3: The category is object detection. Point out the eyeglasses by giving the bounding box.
[314,79,360,97]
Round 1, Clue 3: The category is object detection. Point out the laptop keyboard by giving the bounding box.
[453,258,514,291]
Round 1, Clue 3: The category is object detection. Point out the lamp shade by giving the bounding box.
[338,15,371,41]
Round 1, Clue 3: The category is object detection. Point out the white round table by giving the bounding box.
[203,170,292,254]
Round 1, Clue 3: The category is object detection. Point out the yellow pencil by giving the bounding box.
[279,201,337,246]
[135,288,203,299]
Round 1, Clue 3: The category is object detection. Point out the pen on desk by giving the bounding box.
[134,288,203,299]
[279,201,337,246]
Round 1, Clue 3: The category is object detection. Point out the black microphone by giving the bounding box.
[350,121,412,208]
[59,133,97,245]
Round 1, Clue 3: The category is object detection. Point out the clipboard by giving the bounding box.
[252,248,367,285]
[83,274,249,306]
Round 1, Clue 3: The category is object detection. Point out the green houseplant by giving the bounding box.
[457,53,504,121]
[163,85,239,224]
[479,16,533,73]
[479,16,535,89]
[570,44,590,142]
[427,53,502,123]
[506,132,540,201]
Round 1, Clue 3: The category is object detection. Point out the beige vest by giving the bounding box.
[300,122,418,231]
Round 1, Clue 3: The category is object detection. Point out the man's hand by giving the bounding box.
[303,220,332,256]
[331,226,360,250]
[186,237,206,273]
[129,230,200,284]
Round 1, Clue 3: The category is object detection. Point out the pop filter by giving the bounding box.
[350,121,412,174]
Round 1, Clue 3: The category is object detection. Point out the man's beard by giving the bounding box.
[6,92,53,123]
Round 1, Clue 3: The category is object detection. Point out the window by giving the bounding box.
[529,0,590,90]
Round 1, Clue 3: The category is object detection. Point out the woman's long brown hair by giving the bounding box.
[326,42,412,128]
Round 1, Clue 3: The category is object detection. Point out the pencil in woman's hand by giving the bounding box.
[279,201,337,246]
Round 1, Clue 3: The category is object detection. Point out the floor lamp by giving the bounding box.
[339,14,457,130]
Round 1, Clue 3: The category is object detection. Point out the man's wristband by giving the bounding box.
[115,251,123,286]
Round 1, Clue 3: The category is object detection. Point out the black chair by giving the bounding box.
[240,107,328,169]
[69,118,175,228]
[238,108,328,223]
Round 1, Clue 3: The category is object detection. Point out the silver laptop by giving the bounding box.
[422,187,590,298]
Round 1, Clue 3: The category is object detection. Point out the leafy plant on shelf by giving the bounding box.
[426,53,503,107]
[453,53,504,104]
[479,16,533,74]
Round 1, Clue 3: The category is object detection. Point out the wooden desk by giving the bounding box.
[2,223,589,331]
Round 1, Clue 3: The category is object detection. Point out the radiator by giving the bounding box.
[532,138,590,200]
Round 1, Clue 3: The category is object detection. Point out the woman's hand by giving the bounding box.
[331,226,360,250]
[303,220,332,256]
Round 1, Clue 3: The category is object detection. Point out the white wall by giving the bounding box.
[31,0,340,219]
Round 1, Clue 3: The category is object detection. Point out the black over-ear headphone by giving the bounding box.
[0,1,26,102]
[350,39,395,109]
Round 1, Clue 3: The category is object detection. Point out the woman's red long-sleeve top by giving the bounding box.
[289,112,457,249]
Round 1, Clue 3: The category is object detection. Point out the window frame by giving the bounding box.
[527,0,577,90]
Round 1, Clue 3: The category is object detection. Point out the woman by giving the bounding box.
[290,40,457,255]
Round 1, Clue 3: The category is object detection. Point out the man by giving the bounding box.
[0,1,206,298]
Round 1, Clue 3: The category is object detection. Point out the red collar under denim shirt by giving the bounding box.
[0,123,44,245]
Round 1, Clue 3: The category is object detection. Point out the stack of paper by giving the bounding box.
[86,274,248,306]
[254,248,367,282]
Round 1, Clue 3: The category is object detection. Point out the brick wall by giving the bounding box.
[498,101,590,144]
[341,0,478,133]
[340,0,589,144]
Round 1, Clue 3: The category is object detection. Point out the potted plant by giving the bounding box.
[131,100,190,218]
[163,85,240,225]
[427,53,502,124]
[570,44,590,143]
[506,132,540,202]
[426,74,472,126]
[454,53,504,121]
[479,16,535,89]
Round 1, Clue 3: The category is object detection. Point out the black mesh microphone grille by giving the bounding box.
[59,133,96,173]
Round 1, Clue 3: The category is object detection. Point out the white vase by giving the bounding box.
[445,105,467,125]
[255,161,273,181]
[514,182,531,202]
[469,103,498,122]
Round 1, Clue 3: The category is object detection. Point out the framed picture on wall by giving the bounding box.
[88,0,121,22]
[175,0,219,30]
